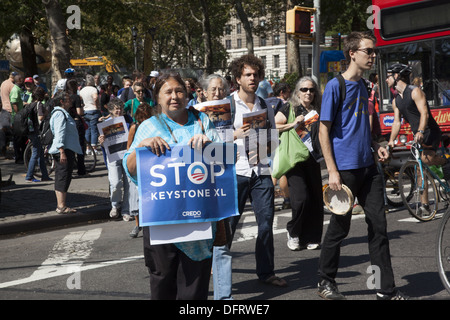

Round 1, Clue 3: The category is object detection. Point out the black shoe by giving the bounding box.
[317,279,346,300]
[376,290,409,300]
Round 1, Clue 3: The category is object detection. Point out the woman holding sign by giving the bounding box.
[123,73,220,300]
[274,76,324,251]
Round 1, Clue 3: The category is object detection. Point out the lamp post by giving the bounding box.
[143,27,157,75]
[131,26,138,71]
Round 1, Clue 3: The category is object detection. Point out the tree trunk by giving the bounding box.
[42,0,71,90]
[19,25,38,77]
[199,0,214,75]
[234,0,253,55]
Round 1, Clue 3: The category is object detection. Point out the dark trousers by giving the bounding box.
[230,172,275,281]
[285,156,324,246]
[75,119,86,175]
[53,149,75,192]
[13,134,26,162]
[143,227,212,300]
[318,164,396,294]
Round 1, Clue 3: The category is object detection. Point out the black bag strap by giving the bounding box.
[336,74,346,111]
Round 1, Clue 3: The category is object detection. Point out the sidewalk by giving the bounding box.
[0,151,111,238]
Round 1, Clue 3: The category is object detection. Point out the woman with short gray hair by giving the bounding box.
[200,74,230,101]
[275,76,324,252]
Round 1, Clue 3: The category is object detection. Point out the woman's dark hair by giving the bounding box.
[52,91,68,108]
[134,102,155,124]
[133,81,144,89]
[273,82,290,97]
[65,79,78,95]
[153,72,187,105]
[32,86,46,102]
[106,98,124,112]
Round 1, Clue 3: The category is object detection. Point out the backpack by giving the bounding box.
[39,109,67,146]
[12,102,38,137]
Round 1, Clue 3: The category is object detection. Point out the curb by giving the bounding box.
[0,205,110,238]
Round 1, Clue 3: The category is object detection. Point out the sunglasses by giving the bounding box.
[299,87,315,93]
[357,48,378,56]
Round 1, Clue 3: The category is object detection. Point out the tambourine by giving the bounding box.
[323,184,354,215]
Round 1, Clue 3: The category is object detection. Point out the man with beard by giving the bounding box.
[228,54,287,287]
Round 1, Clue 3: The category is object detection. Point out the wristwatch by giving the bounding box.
[418,130,424,134]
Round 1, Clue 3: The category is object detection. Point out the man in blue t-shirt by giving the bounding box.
[317,32,408,301]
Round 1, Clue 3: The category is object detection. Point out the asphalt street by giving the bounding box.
[1,150,450,306]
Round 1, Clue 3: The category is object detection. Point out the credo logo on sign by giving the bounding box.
[182,210,202,217]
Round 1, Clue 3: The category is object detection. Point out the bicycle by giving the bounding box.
[397,142,449,222]
[380,145,414,209]
[24,138,98,177]
[436,207,450,294]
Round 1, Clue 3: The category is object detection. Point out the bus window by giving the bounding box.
[434,39,450,106]
[379,40,434,112]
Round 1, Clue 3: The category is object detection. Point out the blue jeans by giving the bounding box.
[230,172,275,281]
[128,180,139,216]
[84,110,101,146]
[26,134,50,180]
[107,159,130,215]
[212,245,233,300]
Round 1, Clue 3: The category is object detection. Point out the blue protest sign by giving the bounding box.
[136,142,239,226]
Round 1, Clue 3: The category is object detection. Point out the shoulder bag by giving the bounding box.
[271,104,310,179]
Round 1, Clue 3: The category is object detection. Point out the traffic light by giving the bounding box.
[286,6,316,38]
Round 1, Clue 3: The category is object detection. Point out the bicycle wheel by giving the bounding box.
[383,166,407,207]
[84,142,97,173]
[399,160,437,222]
[24,142,55,178]
[436,208,450,294]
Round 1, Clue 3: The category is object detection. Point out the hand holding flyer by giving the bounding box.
[97,116,129,162]
[194,98,233,142]
[294,110,322,162]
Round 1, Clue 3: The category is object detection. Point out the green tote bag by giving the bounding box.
[271,104,310,179]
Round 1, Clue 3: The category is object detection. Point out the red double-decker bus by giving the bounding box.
[372,0,450,144]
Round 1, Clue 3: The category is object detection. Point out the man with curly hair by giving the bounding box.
[228,54,287,287]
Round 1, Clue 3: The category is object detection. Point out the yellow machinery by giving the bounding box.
[70,56,120,73]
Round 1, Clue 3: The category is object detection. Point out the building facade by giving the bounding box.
[222,15,317,82]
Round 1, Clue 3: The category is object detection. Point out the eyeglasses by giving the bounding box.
[135,90,143,94]
[357,48,378,56]
[299,87,315,93]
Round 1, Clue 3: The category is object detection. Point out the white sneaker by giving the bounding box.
[86,148,92,156]
[307,243,321,250]
[122,214,133,222]
[287,235,300,251]
[109,207,120,219]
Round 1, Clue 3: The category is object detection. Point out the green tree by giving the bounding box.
[321,0,372,34]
